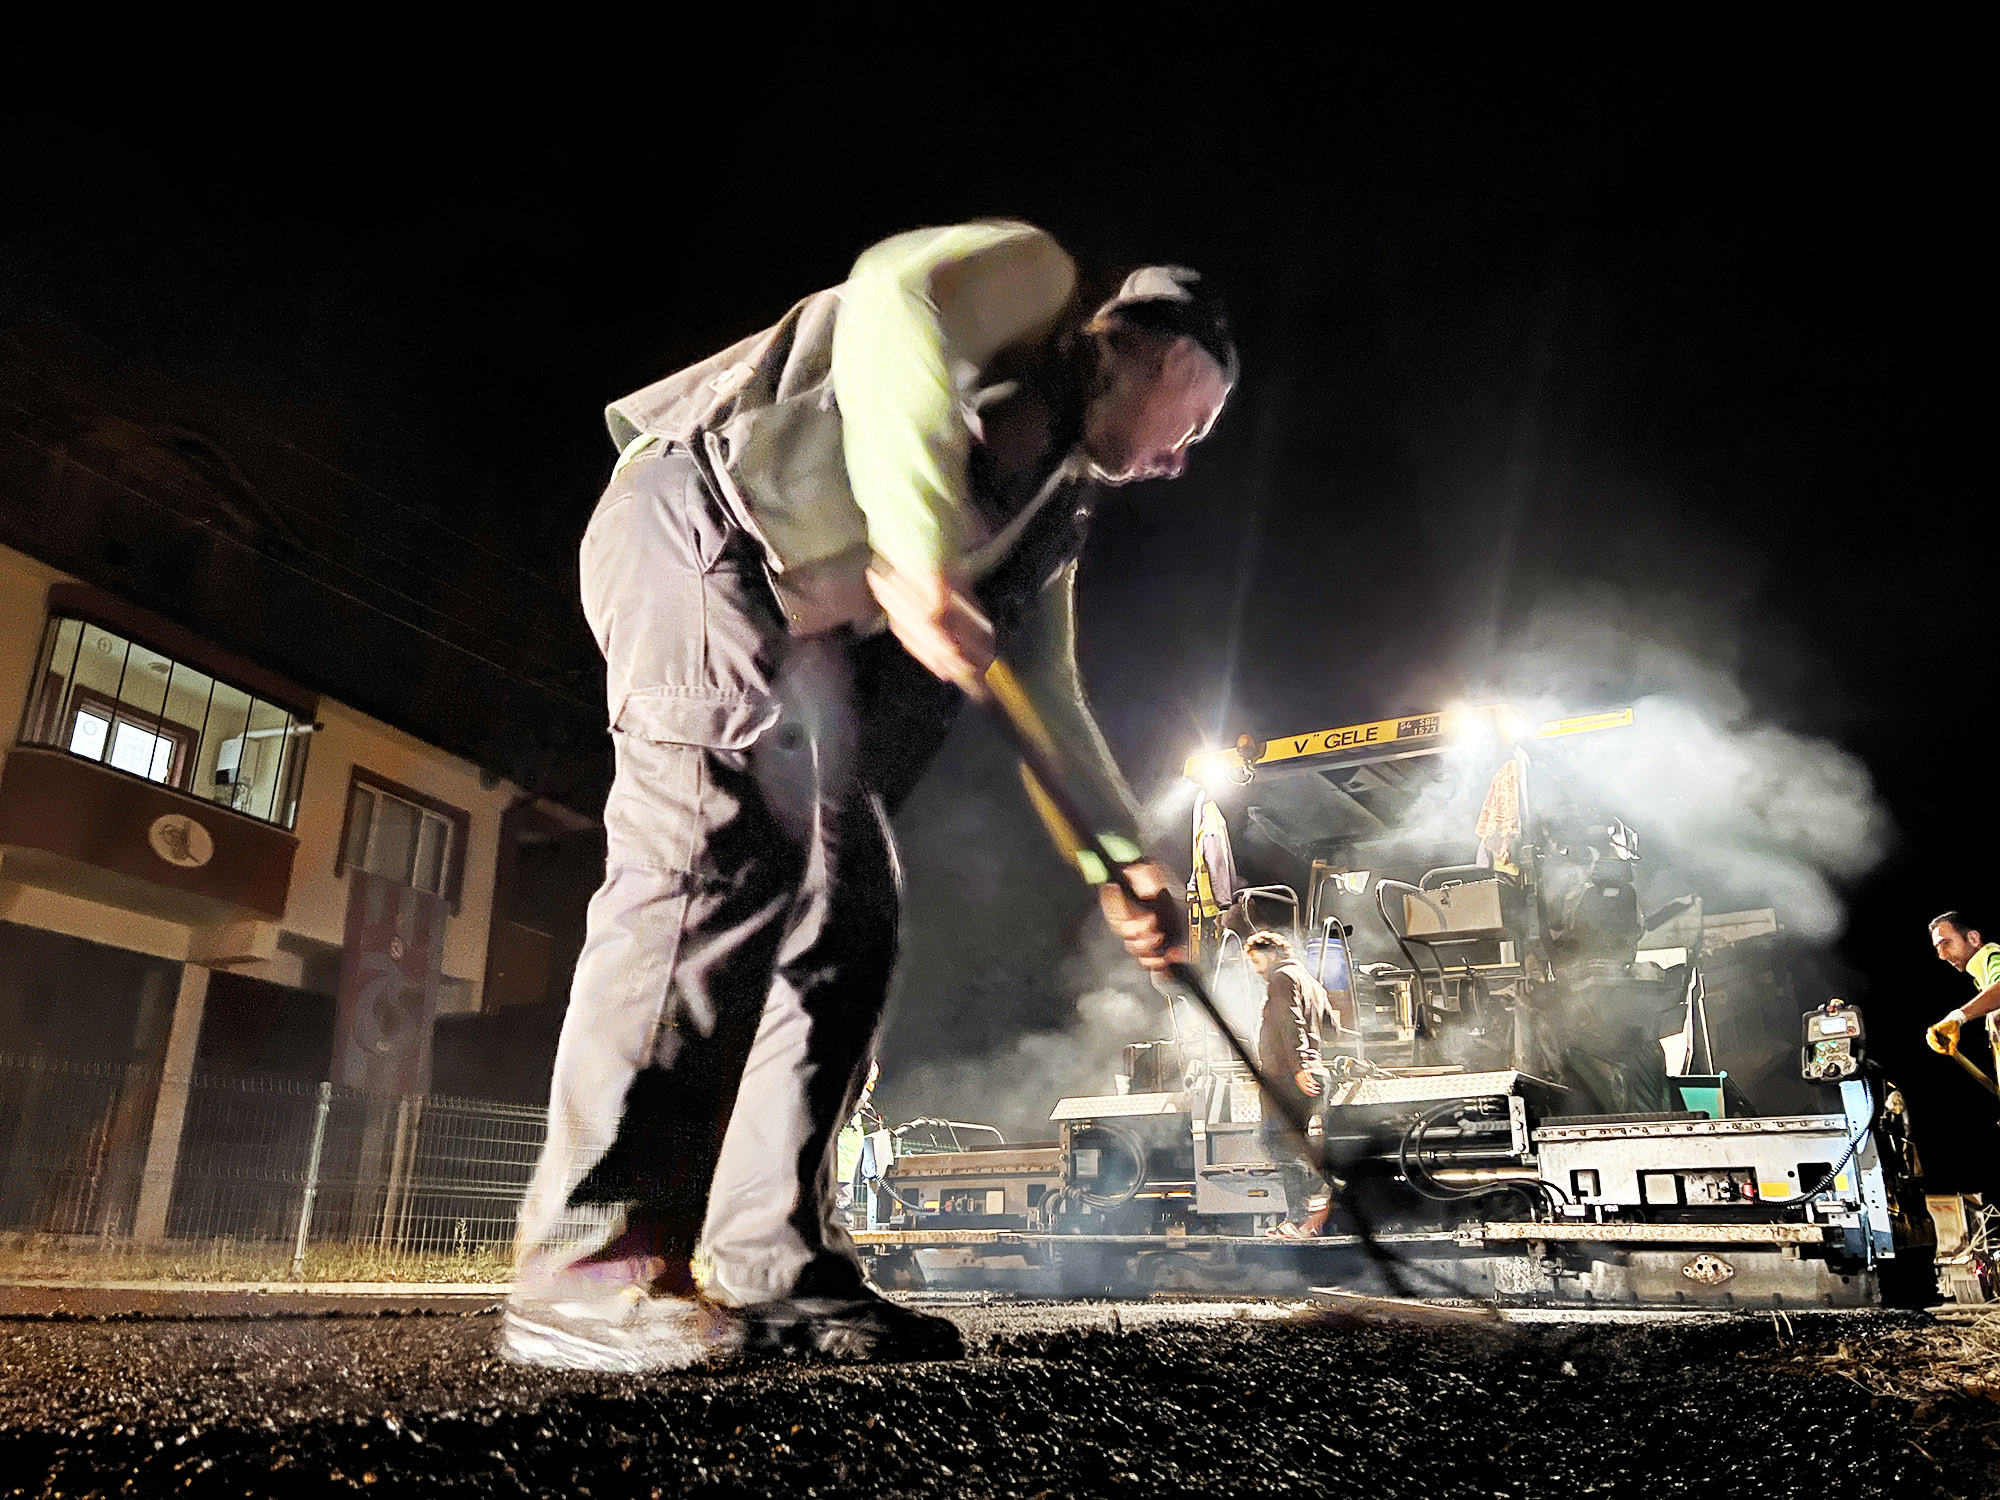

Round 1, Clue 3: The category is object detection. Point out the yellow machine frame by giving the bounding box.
[1182,705,1634,788]
[1180,704,1635,961]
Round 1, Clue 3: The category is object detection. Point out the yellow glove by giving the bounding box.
[1928,1013,1965,1055]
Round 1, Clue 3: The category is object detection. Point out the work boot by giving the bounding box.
[501,1230,736,1373]
[501,1282,739,1373]
[725,1288,966,1363]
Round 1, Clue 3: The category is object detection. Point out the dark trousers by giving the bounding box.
[1260,1095,1326,1222]
[516,448,924,1306]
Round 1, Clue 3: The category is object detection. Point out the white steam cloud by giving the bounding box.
[1534,694,1889,940]
[1475,594,1893,942]
[881,983,1156,1144]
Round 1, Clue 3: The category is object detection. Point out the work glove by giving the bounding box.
[1927,1012,1965,1055]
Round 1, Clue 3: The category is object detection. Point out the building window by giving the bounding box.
[337,769,470,910]
[19,615,312,829]
[66,685,194,783]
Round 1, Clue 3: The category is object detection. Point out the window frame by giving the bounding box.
[16,592,318,832]
[61,683,198,790]
[333,766,471,913]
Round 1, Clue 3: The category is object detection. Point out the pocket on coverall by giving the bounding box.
[584,450,786,875]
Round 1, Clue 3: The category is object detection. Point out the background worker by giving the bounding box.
[1926,911,2000,1058]
[505,221,1235,1373]
[834,1061,884,1226]
[1245,930,1342,1237]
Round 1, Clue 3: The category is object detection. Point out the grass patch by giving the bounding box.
[0,1233,513,1284]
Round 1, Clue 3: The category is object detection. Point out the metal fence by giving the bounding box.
[0,1052,554,1281]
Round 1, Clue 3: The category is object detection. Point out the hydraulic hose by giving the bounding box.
[1396,1102,1559,1220]
[1397,1102,1479,1201]
[864,1173,938,1218]
[1071,1121,1150,1210]
[1758,1084,1883,1206]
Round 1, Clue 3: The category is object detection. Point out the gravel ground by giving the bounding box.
[1,1301,1995,1498]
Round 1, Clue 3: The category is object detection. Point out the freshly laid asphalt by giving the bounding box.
[1,1299,1994,1498]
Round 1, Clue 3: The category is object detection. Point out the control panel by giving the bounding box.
[1802,999,1864,1082]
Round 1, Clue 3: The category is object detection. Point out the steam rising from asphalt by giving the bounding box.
[884,983,1155,1144]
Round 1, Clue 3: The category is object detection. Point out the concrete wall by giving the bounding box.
[0,547,57,738]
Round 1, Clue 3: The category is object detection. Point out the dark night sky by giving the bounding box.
[2,43,1990,1175]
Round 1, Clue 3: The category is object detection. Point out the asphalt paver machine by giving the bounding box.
[859,706,1933,1307]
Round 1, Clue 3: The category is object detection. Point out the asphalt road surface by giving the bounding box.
[2,1300,1994,1498]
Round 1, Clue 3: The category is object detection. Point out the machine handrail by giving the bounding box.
[892,1118,1007,1150]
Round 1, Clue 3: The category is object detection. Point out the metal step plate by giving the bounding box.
[1325,1069,1554,1109]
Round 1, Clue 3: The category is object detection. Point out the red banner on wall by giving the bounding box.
[332,871,446,1095]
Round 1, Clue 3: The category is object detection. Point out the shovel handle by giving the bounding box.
[1950,1049,2000,1099]
[975,661,1314,1142]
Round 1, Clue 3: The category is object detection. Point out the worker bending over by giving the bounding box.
[506,221,1234,1373]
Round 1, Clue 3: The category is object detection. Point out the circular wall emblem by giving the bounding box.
[147,814,214,869]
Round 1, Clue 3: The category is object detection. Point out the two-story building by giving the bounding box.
[0,540,598,1237]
